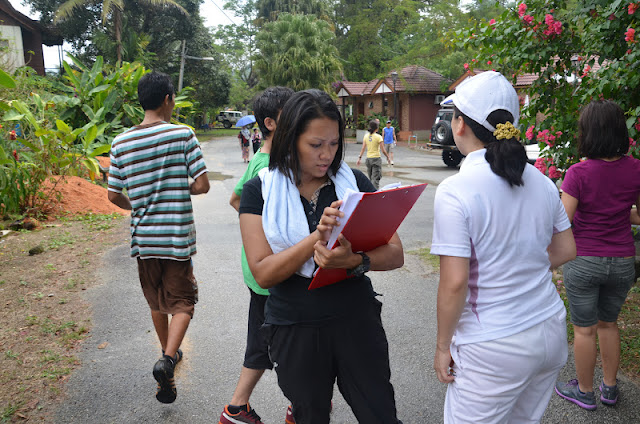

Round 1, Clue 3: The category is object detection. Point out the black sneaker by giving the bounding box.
[162,349,183,365]
[153,355,177,403]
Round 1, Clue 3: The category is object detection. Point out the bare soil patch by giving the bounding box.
[0,177,129,422]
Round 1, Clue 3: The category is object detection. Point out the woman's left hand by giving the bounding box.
[314,234,357,270]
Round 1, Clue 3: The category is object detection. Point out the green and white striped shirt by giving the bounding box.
[108,121,208,260]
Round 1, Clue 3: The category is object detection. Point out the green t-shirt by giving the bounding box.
[234,151,270,295]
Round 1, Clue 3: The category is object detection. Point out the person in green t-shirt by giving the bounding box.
[220,86,294,424]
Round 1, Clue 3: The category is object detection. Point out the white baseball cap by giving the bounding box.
[441,71,519,132]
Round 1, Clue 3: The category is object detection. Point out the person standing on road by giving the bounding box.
[107,71,210,404]
[430,71,576,423]
[555,100,640,410]
[239,125,251,163]
[383,120,397,165]
[239,89,404,424]
[220,86,294,424]
[251,128,262,154]
[357,119,390,189]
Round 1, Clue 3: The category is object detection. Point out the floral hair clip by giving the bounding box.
[493,122,521,140]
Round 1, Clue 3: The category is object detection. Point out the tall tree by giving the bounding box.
[332,0,422,81]
[54,0,189,62]
[382,0,468,81]
[254,13,342,90]
[256,0,330,24]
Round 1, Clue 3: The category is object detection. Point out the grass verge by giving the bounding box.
[194,128,240,138]
[0,213,128,422]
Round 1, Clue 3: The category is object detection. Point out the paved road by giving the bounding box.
[55,137,640,423]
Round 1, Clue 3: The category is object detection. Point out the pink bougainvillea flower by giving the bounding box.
[526,125,534,141]
[545,14,555,26]
[548,166,562,179]
[625,27,636,43]
[629,137,637,147]
[518,3,527,18]
[629,3,638,14]
[489,18,496,25]
[523,15,534,25]
[628,49,633,54]
[554,21,563,34]
[609,13,616,20]
[534,157,548,175]
[635,118,640,132]
[464,63,469,70]
[487,60,492,65]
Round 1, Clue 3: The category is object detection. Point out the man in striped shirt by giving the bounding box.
[107,71,209,404]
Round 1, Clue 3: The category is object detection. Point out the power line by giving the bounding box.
[207,0,237,25]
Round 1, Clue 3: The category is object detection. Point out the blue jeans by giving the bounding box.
[563,256,636,327]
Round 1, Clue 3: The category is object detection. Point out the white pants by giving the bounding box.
[444,310,568,424]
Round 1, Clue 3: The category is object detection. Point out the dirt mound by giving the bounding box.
[48,176,129,217]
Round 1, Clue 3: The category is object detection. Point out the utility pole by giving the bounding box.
[178,41,215,93]
[178,40,186,92]
[176,41,215,122]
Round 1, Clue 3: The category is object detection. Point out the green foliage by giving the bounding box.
[334,0,424,81]
[0,57,188,217]
[54,0,188,62]
[255,13,342,91]
[56,54,145,132]
[256,0,330,24]
[456,0,640,177]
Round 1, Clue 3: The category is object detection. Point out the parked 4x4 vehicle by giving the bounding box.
[430,106,464,167]
[430,107,540,167]
[216,110,243,129]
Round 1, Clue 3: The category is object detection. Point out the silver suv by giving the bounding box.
[216,110,243,129]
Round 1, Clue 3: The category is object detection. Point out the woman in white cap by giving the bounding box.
[430,71,577,423]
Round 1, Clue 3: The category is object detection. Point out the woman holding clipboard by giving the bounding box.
[238,89,404,424]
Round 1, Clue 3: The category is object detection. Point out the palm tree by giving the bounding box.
[55,0,189,63]
[255,13,342,91]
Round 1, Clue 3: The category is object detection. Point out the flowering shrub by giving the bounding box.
[456,0,640,181]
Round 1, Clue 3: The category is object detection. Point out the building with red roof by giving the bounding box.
[335,65,452,140]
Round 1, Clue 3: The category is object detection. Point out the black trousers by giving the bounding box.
[265,298,400,424]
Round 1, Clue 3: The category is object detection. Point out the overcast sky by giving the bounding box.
[9,0,241,70]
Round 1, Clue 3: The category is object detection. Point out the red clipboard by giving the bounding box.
[308,183,428,290]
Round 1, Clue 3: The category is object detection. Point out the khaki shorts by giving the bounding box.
[137,258,198,317]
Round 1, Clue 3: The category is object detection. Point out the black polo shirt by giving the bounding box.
[239,168,377,326]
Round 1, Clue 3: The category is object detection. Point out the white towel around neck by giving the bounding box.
[258,161,358,277]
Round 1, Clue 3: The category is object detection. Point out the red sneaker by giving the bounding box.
[219,403,264,424]
[285,405,296,424]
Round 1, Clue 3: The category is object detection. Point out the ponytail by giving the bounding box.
[453,107,527,187]
[368,120,379,134]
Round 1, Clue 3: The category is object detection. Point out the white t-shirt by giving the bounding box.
[431,149,570,345]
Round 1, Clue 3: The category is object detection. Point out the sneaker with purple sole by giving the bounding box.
[555,379,597,410]
[599,380,619,406]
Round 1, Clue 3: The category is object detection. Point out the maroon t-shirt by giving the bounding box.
[561,155,640,257]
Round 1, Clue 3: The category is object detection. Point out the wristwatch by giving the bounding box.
[347,252,370,277]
